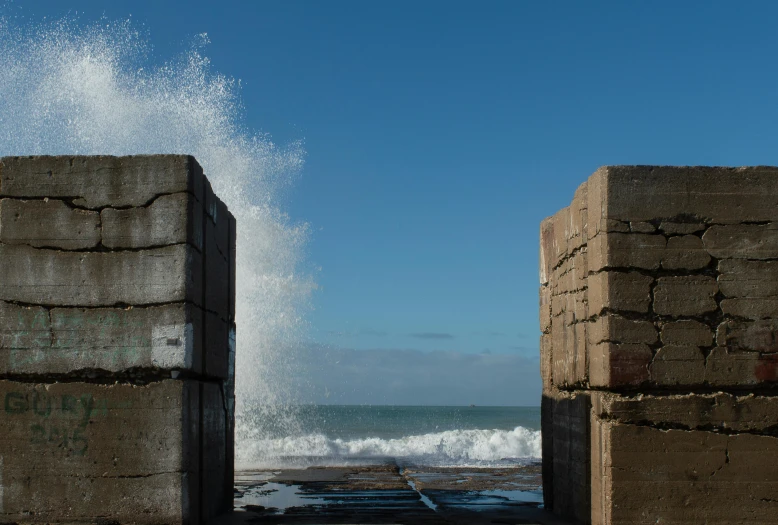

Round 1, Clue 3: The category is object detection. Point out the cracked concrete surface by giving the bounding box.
[0,155,236,523]
[541,166,778,524]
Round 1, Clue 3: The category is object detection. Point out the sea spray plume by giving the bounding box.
[0,17,316,463]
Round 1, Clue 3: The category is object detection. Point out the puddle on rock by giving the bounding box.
[237,482,326,513]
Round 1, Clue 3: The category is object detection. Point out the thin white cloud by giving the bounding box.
[296,344,541,406]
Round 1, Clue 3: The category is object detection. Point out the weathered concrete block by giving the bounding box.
[542,165,778,524]
[721,297,778,320]
[588,315,657,345]
[716,319,778,352]
[0,244,202,307]
[229,213,237,322]
[540,286,551,334]
[0,155,204,209]
[658,221,705,235]
[661,319,713,347]
[205,181,233,262]
[588,232,665,272]
[705,347,778,386]
[205,219,231,321]
[703,223,778,259]
[540,334,553,390]
[592,391,778,433]
[101,193,204,250]
[540,217,555,286]
[591,420,778,524]
[0,155,236,524]
[718,259,778,298]
[543,389,591,524]
[649,345,705,386]
[204,311,235,380]
[661,234,710,270]
[589,342,652,387]
[202,381,232,518]
[587,165,778,227]
[629,221,655,233]
[588,271,653,315]
[0,379,231,523]
[653,276,718,316]
[0,301,237,379]
[0,198,101,249]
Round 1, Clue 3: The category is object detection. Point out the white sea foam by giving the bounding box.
[238,426,542,469]
[0,18,315,455]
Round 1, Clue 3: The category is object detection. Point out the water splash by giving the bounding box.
[0,17,315,464]
[241,426,542,469]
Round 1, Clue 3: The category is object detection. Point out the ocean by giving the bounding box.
[240,405,542,469]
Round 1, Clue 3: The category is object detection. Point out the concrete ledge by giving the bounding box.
[0,155,204,209]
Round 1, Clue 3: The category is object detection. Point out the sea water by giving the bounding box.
[238,405,541,469]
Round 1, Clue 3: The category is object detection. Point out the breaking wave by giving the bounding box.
[238,426,542,469]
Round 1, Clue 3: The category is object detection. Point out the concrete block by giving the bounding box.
[588,271,653,315]
[204,185,233,262]
[0,198,100,249]
[0,155,204,209]
[205,311,233,380]
[229,212,237,322]
[551,321,570,386]
[201,381,232,518]
[540,334,553,390]
[0,379,202,523]
[588,232,665,272]
[101,192,204,250]
[0,244,202,307]
[629,221,655,233]
[588,315,657,345]
[589,343,652,388]
[547,390,591,523]
[716,319,778,352]
[661,320,713,346]
[540,285,551,333]
[588,165,778,225]
[0,302,242,378]
[0,302,50,352]
[567,182,588,253]
[592,391,778,433]
[721,297,778,320]
[661,234,711,270]
[649,345,705,386]
[591,421,778,524]
[550,321,586,386]
[658,221,705,235]
[703,223,778,259]
[540,216,554,285]
[718,259,778,298]
[653,276,718,316]
[205,219,230,321]
[705,347,778,386]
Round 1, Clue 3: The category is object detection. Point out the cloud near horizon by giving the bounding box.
[294,344,541,406]
[409,332,455,339]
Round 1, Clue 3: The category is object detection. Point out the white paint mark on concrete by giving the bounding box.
[151,323,193,369]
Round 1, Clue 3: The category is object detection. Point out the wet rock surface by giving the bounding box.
[210,464,574,524]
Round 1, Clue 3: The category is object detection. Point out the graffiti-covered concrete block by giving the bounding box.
[0,155,236,522]
[0,380,210,523]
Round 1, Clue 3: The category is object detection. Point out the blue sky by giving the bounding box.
[7,1,778,404]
